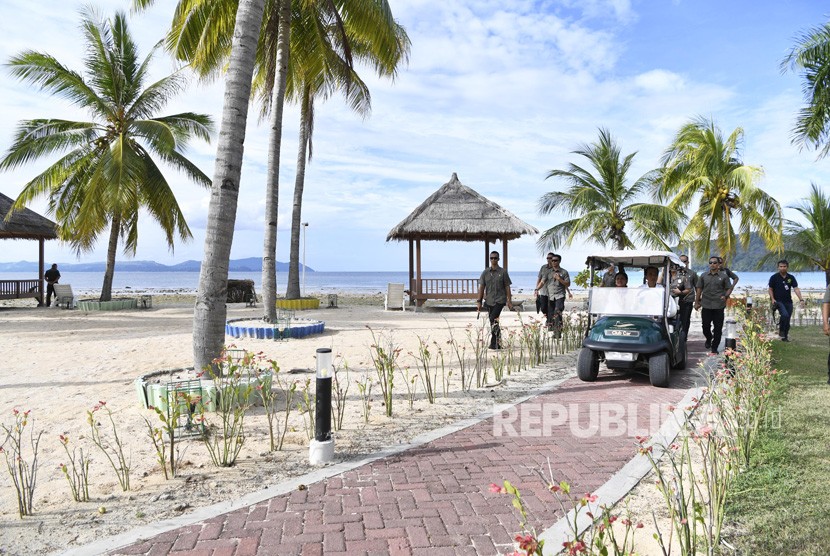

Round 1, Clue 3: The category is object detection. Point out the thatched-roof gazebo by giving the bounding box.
[0,192,58,303]
[387,173,538,306]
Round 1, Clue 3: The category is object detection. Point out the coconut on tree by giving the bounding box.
[655,116,783,261]
[537,128,681,252]
[0,9,213,302]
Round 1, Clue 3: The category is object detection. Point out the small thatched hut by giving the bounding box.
[387,173,538,306]
[0,192,59,303]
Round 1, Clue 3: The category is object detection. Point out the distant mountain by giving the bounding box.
[680,232,813,273]
[0,257,313,273]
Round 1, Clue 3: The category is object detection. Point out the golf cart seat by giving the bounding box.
[589,287,677,318]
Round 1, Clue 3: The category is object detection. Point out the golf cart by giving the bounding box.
[577,250,687,387]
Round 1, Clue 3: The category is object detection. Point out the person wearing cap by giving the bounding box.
[477,251,513,349]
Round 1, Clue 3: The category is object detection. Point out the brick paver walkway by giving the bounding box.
[106,339,707,556]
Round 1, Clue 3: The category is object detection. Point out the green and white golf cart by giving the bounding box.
[577,250,686,387]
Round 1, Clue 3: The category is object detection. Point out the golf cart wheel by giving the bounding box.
[577,348,599,382]
[672,338,687,370]
[649,352,670,387]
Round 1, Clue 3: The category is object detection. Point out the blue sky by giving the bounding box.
[1,0,828,273]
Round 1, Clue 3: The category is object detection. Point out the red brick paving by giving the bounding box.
[109,341,705,556]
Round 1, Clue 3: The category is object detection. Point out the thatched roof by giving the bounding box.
[387,173,538,242]
[0,192,58,240]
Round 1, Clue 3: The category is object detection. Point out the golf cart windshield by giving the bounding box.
[589,287,677,317]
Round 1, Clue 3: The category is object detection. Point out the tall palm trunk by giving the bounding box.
[100,214,121,302]
[285,87,311,300]
[261,0,291,322]
[193,0,266,372]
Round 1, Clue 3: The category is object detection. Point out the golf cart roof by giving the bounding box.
[586,250,683,268]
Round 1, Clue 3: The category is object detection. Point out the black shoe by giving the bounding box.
[827,376,830,385]
[705,340,711,349]
[781,337,789,342]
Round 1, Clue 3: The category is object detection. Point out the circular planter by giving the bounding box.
[225,317,325,340]
[78,298,138,311]
[275,297,320,310]
[134,367,272,411]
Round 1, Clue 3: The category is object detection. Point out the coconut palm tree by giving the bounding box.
[187,0,266,372]
[0,9,213,302]
[158,0,409,310]
[778,183,830,286]
[283,7,409,300]
[781,19,830,158]
[656,116,783,260]
[537,128,681,252]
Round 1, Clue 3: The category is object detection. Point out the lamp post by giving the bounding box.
[302,222,309,297]
[309,347,334,464]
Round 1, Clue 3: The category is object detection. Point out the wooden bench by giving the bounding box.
[410,278,479,307]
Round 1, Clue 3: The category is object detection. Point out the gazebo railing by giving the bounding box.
[412,278,479,303]
[0,279,40,300]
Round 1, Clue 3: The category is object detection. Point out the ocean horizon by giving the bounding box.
[1,270,827,296]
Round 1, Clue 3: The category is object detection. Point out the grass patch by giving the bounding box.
[724,326,830,555]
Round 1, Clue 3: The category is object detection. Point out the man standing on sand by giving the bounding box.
[477,251,513,350]
[822,284,830,384]
[535,253,554,320]
[695,256,734,355]
[768,259,805,342]
[44,263,60,307]
[535,253,570,338]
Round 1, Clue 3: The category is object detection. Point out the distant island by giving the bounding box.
[0,257,314,273]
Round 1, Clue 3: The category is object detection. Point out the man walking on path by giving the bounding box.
[674,254,697,337]
[477,251,513,350]
[768,260,805,342]
[695,256,735,355]
[44,263,60,307]
[535,253,553,319]
[535,253,570,338]
[822,283,829,384]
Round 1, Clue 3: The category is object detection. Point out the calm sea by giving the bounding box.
[0,270,827,295]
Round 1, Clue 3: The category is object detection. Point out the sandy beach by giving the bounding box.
[0,293,590,555]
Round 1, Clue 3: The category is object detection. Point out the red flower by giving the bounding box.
[584,493,598,503]
[515,533,539,552]
[488,483,505,494]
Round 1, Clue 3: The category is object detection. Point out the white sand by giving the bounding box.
[1,294,601,555]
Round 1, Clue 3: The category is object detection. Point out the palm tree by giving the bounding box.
[781,20,830,158]
[283,7,409,299]
[656,116,783,261]
[779,184,830,286]
[0,9,213,302]
[188,0,267,372]
[537,128,681,252]
[160,0,409,310]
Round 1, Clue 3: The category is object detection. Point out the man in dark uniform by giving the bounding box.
[44,263,61,307]
[477,251,513,349]
[768,260,804,342]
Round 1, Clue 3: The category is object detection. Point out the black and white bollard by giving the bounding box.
[724,319,737,351]
[309,348,335,465]
[746,295,753,315]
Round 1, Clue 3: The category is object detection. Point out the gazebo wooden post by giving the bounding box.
[38,238,45,305]
[483,238,489,268]
[408,239,414,305]
[416,238,422,307]
[502,238,508,272]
